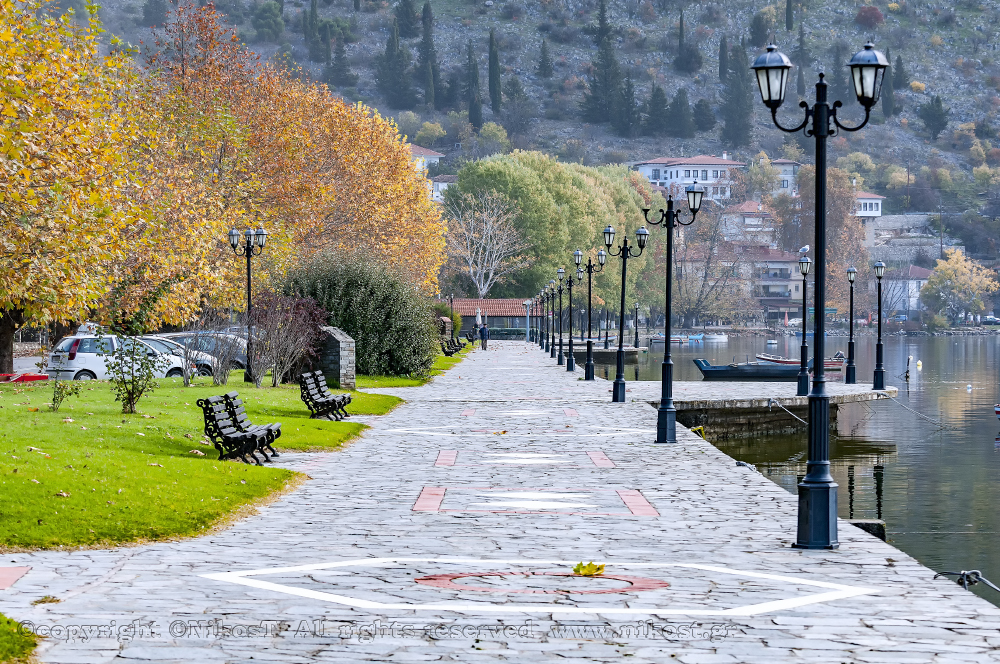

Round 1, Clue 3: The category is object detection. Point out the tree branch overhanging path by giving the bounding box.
[446,190,531,298]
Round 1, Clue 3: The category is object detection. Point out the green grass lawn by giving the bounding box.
[0,376,402,549]
[0,614,35,663]
[356,345,473,388]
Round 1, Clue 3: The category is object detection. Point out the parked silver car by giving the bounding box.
[47,335,192,381]
[141,336,217,376]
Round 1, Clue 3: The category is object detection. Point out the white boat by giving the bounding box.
[703,333,729,342]
[766,339,778,345]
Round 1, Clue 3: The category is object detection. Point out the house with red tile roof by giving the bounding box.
[633,153,745,203]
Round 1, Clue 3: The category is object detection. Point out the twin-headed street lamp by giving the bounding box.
[846,267,857,384]
[228,225,267,383]
[565,266,584,371]
[873,261,886,390]
[538,290,546,349]
[644,186,703,443]
[575,248,607,380]
[548,280,557,358]
[556,268,566,366]
[752,40,889,549]
[604,224,649,402]
[797,255,812,397]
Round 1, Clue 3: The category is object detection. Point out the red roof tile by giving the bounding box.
[636,154,745,167]
[409,145,445,157]
[856,191,885,199]
[722,200,766,215]
[451,298,530,317]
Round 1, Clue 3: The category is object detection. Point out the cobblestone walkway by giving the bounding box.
[5,341,1000,663]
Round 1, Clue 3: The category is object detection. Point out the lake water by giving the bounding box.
[596,333,1000,606]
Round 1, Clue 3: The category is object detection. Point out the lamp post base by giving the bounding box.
[558,351,564,366]
[655,405,676,444]
[873,369,885,390]
[566,341,575,371]
[612,379,625,402]
[584,340,595,381]
[550,341,556,359]
[792,480,840,549]
[797,372,809,396]
[845,364,856,384]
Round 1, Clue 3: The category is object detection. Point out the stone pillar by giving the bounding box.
[311,327,355,389]
[437,316,453,338]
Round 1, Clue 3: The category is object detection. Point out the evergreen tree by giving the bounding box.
[918,95,950,140]
[465,40,483,129]
[893,54,909,90]
[794,22,810,65]
[500,76,537,137]
[537,38,554,78]
[394,0,419,38]
[353,0,359,11]
[881,67,895,118]
[322,24,332,65]
[749,12,770,48]
[327,37,359,87]
[718,35,728,83]
[376,20,417,108]
[489,28,502,115]
[678,8,684,47]
[580,37,621,123]
[612,75,640,137]
[673,10,702,73]
[720,44,753,148]
[830,43,852,104]
[417,1,442,110]
[668,88,695,138]
[591,0,612,46]
[785,0,793,31]
[796,64,805,96]
[693,98,716,132]
[444,70,461,108]
[642,83,669,136]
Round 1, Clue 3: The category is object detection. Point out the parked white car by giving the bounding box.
[141,336,217,377]
[46,335,192,381]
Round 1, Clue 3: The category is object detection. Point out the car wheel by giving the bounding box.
[74,370,96,381]
[166,369,184,378]
[230,361,245,370]
[197,365,214,377]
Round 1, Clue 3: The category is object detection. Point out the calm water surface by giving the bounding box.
[596,333,1000,605]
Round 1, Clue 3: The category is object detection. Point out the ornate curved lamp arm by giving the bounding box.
[642,208,670,227]
[677,212,697,227]
[770,102,812,134]
[831,101,873,133]
[607,245,626,258]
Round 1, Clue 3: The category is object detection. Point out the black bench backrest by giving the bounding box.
[199,397,242,440]
[223,391,253,427]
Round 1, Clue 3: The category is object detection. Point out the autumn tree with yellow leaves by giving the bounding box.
[921,249,998,324]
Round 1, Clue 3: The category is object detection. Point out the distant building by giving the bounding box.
[854,191,885,220]
[720,200,777,246]
[745,247,805,323]
[431,175,456,203]
[451,298,529,331]
[409,145,444,172]
[771,158,801,197]
[634,153,745,202]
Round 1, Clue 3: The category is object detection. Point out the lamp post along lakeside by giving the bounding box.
[578,249,606,380]
[605,224,649,402]
[752,40,889,549]
[229,226,267,383]
[556,269,566,366]
[566,265,583,371]
[644,186,703,443]
[797,256,811,398]
[874,261,886,390]
[846,267,857,384]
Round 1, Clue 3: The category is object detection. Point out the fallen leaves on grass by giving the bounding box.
[29,479,39,484]
[55,491,70,498]
[189,450,206,456]
[148,463,163,467]
[62,418,74,423]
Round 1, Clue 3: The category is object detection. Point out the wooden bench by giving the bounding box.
[446,337,465,351]
[299,371,351,420]
[223,391,281,459]
[440,342,456,357]
[197,396,269,465]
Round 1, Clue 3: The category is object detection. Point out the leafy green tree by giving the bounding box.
[749,11,771,48]
[418,1,442,109]
[612,75,640,137]
[251,1,284,42]
[394,0,419,38]
[720,44,753,147]
[892,54,909,90]
[668,88,694,138]
[488,28,501,115]
[376,20,417,109]
[718,35,728,83]
[537,38,553,78]
[465,40,483,128]
[642,83,669,136]
[326,37,359,87]
[918,95,950,140]
[581,37,621,123]
[693,98,715,132]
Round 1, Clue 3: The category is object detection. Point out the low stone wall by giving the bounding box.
[308,326,355,389]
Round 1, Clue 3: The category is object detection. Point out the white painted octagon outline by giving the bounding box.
[201,557,880,616]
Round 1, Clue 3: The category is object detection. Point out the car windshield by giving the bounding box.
[142,338,177,354]
[53,338,76,352]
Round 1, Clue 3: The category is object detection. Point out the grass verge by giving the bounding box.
[356,344,472,388]
[0,376,401,548]
[0,614,35,663]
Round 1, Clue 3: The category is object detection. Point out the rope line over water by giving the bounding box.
[882,393,958,430]
[767,398,807,425]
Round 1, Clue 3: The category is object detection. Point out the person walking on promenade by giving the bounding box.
[479,323,490,350]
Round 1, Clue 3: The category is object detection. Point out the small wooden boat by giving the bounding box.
[756,351,845,371]
[694,358,804,381]
[670,335,687,343]
[766,340,778,345]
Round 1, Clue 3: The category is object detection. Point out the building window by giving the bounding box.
[875,202,880,211]
[684,170,691,177]
[712,170,719,178]
[781,180,788,188]
[712,186,719,194]
[652,168,660,180]
[720,187,726,196]
[701,170,708,179]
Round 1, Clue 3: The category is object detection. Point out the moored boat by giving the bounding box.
[703,333,728,342]
[756,351,845,371]
[693,358,804,381]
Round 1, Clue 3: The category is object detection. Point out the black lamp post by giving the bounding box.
[228,225,267,383]
[549,280,557,359]
[797,255,811,398]
[846,267,857,384]
[633,303,640,348]
[566,265,583,371]
[643,186,704,443]
[603,310,610,349]
[579,249,606,380]
[752,40,888,550]
[537,291,545,349]
[873,261,886,390]
[605,224,649,402]
[579,309,585,341]
[449,293,455,342]
[557,268,566,366]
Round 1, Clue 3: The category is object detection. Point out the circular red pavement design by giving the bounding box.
[414,571,669,594]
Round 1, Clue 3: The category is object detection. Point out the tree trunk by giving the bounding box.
[0,308,26,374]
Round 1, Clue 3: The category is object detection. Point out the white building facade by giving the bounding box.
[634,153,745,202]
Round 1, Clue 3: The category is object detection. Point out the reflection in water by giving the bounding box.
[598,334,1000,606]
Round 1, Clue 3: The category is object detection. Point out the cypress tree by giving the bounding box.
[581,37,621,123]
[612,75,640,137]
[830,43,851,104]
[465,40,483,129]
[327,37,359,87]
[444,70,461,108]
[489,28,502,115]
[693,98,716,132]
[642,83,669,136]
[394,0,419,38]
[893,54,909,90]
[322,23,331,65]
[537,38,554,78]
[718,35,728,83]
[673,9,702,73]
[678,9,684,47]
[796,64,805,96]
[418,1,442,110]
[794,22,810,65]
[720,44,753,147]
[881,67,895,118]
[376,20,416,108]
[785,0,792,31]
[353,0,359,10]
[918,95,950,140]
[592,0,612,46]
[668,88,695,138]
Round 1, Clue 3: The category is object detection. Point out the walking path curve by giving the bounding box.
[4,341,1000,663]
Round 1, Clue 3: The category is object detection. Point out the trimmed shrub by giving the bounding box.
[286,254,438,377]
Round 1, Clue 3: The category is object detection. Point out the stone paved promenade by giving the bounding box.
[4,341,1000,663]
